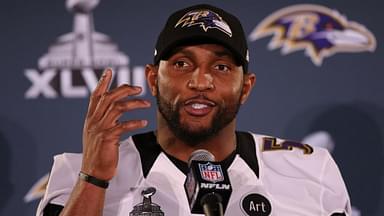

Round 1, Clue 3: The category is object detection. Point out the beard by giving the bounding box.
[156,85,242,146]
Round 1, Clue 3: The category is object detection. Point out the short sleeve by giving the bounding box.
[320,151,352,216]
[35,153,81,216]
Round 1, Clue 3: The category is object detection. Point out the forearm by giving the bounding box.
[59,179,106,216]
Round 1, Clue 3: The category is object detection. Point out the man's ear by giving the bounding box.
[145,64,158,96]
[240,72,256,104]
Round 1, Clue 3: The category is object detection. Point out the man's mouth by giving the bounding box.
[184,98,216,116]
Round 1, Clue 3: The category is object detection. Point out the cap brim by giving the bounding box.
[156,33,246,68]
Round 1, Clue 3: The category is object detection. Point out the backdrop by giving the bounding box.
[1,0,383,215]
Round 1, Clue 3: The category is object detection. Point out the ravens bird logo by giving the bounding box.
[175,9,232,37]
[250,4,376,66]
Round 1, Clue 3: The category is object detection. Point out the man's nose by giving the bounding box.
[187,68,214,91]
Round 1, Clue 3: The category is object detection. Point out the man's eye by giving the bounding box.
[214,64,230,72]
[174,61,189,69]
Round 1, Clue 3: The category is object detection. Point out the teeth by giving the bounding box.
[191,103,208,109]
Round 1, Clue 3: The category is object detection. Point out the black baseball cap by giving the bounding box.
[154,4,249,72]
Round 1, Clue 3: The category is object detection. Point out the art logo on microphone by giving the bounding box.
[199,162,224,183]
[23,0,146,99]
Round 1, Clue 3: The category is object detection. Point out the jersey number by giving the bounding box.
[262,137,313,154]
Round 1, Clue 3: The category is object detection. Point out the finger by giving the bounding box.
[106,84,143,103]
[99,99,151,128]
[87,68,113,117]
[108,120,148,137]
[92,84,143,121]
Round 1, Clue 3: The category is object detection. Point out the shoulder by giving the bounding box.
[244,132,329,158]
[46,134,146,187]
[246,132,334,180]
[36,152,83,215]
[49,152,83,188]
[247,132,351,214]
[37,135,142,212]
[46,131,159,186]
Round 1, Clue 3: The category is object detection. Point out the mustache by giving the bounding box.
[183,94,217,106]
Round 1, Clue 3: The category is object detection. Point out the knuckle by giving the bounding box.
[116,100,138,112]
[111,101,124,112]
[100,92,112,104]
[125,100,140,111]
[123,120,144,130]
[99,131,110,141]
[101,91,110,99]
[86,122,100,133]
[96,130,113,142]
[129,99,147,108]
[90,92,100,101]
[121,84,140,93]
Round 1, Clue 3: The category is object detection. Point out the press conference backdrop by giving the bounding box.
[1,0,383,215]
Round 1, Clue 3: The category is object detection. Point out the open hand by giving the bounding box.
[81,68,150,181]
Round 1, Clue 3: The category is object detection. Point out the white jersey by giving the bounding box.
[36,131,351,216]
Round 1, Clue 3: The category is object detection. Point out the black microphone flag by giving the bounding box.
[184,149,232,215]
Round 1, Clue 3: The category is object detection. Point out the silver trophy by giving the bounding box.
[130,187,164,216]
[39,0,128,70]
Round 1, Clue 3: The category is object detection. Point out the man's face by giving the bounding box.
[154,44,249,145]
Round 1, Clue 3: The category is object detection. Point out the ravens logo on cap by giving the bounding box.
[175,9,233,37]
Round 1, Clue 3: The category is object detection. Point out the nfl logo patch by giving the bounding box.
[198,162,224,183]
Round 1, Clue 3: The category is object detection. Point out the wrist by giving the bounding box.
[79,171,109,189]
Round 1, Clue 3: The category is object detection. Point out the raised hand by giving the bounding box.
[81,68,150,181]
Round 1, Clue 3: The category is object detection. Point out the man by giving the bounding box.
[36,4,351,216]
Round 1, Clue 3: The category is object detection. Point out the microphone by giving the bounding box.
[184,149,232,216]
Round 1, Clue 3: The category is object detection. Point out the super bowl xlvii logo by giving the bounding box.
[249,4,377,66]
[130,187,164,216]
[199,162,224,183]
[24,0,146,99]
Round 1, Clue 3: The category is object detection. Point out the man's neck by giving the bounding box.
[156,113,237,162]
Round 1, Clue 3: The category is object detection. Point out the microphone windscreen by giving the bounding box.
[188,149,215,166]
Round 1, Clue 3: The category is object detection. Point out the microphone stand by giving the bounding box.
[200,192,224,216]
